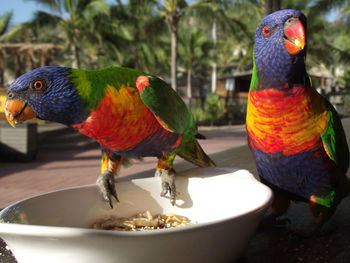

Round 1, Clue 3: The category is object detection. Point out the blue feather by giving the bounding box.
[251,147,336,200]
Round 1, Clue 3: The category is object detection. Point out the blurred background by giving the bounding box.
[1,0,350,125]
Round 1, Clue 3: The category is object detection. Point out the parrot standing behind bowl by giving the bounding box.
[246,9,350,232]
[4,66,215,208]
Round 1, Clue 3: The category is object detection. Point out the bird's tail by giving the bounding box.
[176,135,215,167]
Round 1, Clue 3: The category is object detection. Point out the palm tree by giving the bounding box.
[86,1,133,68]
[0,11,13,86]
[26,0,110,68]
[0,11,13,37]
[107,0,168,74]
[157,0,188,92]
[178,26,212,107]
[158,0,236,92]
[190,0,228,93]
[222,0,261,71]
[264,0,281,15]
[189,0,255,93]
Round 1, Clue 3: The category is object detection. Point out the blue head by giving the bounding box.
[254,9,307,89]
[5,66,88,126]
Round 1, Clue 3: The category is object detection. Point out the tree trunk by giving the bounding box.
[170,28,177,91]
[199,78,205,108]
[264,0,281,16]
[14,52,23,78]
[187,68,192,108]
[211,63,217,93]
[25,49,34,72]
[71,28,81,68]
[72,43,80,68]
[0,51,4,87]
[211,18,217,93]
[39,50,46,67]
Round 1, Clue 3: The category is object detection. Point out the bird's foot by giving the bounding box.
[96,171,119,208]
[155,169,176,205]
[259,214,291,230]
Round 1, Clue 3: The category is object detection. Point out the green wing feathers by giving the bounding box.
[136,75,198,136]
[321,100,349,174]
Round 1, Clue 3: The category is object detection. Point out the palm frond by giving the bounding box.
[0,10,13,36]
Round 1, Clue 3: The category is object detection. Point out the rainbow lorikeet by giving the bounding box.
[246,9,350,229]
[4,66,215,207]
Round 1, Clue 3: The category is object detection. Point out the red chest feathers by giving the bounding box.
[71,86,165,151]
[246,86,329,155]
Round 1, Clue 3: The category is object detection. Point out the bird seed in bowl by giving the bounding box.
[92,210,194,231]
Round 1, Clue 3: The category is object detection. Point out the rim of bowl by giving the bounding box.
[0,168,273,237]
[0,189,272,237]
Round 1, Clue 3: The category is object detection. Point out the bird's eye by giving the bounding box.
[33,80,43,90]
[262,26,271,36]
[32,80,46,91]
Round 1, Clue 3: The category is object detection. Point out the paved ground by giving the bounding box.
[1,119,350,262]
[0,123,247,208]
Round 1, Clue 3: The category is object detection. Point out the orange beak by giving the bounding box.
[5,99,36,127]
[284,19,305,55]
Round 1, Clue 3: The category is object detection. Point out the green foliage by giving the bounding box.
[193,94,248,125]
[21,0,111,68]
[108,0,168,74]
[216,0,261,71]
[338,70,350,89]
[0,0,263,73]
[178,27,212,73]
[225,98,248,123]
[193,93,225,125]
[3,0,350,118]
[204,93,224,120]
[0,11,13,37]
[192,107,206,123]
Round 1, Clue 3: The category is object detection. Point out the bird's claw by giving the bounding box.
[96,171,119,208]
[156,169,176,205]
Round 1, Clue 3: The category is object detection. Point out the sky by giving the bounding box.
[0,0,116,24]
[0,0,41,24]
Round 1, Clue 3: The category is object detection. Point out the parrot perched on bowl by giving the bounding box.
[4,66,215,208]
[246,9,350,230]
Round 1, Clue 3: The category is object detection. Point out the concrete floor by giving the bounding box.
[0,124,247,208]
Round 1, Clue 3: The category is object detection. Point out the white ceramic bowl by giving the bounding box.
[0,167,272,263]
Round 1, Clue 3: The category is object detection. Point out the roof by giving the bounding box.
[218,70,253,80]
[219,69,334,80]
[0,43,64,53]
